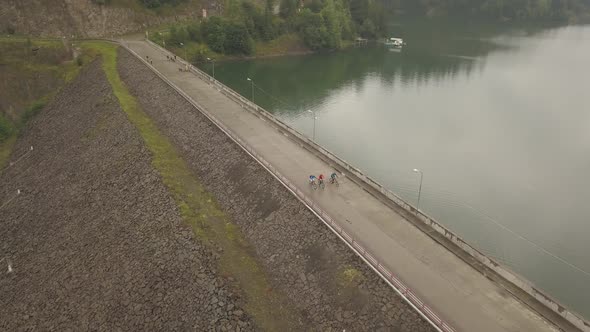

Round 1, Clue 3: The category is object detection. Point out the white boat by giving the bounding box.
[385,37,405,47]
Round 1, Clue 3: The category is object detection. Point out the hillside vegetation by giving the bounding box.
[147,0,590,62]
[0,37,94,169]
[147,0,388,62]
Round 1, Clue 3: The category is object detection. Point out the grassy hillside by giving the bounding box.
[0,37,95,169]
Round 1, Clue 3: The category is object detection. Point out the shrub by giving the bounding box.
[201,17,226,53]
[224,21,255,55]
[191,45,208,63]
[20,101,45,128]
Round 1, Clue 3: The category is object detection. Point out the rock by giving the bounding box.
[300,272,307,283]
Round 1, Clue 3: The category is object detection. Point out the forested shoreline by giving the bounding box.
[142,0,590,58]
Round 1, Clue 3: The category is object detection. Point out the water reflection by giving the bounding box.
[208,22,590,319]
[215,40,493,114]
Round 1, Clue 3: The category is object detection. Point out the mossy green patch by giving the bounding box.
[0,37,94,172]
[339,266,365,286]
[82,41,300,330]
[255,34,308,57]
[0,135,17,171]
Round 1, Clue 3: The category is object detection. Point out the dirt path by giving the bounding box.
[117,48,434,332]
[0,60,254,331]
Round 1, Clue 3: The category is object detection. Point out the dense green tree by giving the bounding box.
[349,0,369,24]
[297,9,327,49]
[224,21,256,54]
[0,114,14,143]
[308,0,325,13]
[167,26,188,46]
[360,18,376,38]
[201,17,255,55]
[201,17,226,53]
[280,0,299,17]
[186,23,201,42]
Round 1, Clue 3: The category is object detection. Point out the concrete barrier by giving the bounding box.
[139,39,589,332]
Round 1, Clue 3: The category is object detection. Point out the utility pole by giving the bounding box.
[413,169,424,210]
[307,110,317,142]
[247,77,254,102]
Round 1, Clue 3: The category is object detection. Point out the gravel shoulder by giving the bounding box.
[0,59,254,331]
[118,48,435,332]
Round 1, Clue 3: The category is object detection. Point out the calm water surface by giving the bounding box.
[203,21,590,318]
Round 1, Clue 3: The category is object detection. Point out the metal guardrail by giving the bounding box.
[132,39,590,331]
[124,40,456,332]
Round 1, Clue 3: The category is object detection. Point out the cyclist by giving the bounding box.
[330,172,339,185]
[309,175,318,190]
[330,172,338,183]
[318,174,325,184]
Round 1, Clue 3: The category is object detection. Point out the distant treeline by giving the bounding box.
[165,0,391,54]
[91,0,590,21]
[382,0,590,20]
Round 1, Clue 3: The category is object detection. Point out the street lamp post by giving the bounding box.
[179,42,188,70]
[207,57,215,80]
[159,32,165,47]
[413,168,424,210]
[247,77,254,102]
[307,109,317,141]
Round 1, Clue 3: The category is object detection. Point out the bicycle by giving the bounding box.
[329,177,339,187]
[318,178,325,190]
[309,178,318,190]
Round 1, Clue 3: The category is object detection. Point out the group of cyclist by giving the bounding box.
[309,172,339,190]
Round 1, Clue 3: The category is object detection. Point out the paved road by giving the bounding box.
[122,39,561,332]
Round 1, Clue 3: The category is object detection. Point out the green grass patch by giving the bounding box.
[82,41,300,330]
[19,100,46,128]
[255,34,308,57]
[0,37,96,172]
[338,265,365,286]
[0,114,14,143]
[0,135,17,171]
[0,113,16,170]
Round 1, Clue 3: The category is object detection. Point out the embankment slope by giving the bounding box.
[0,59,254,330]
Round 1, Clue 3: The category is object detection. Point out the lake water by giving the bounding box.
[203,20,590,319]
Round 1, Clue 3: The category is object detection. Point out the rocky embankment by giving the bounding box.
[0,0,197,37]
[0,60,253,330]
[118,48,435,332]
